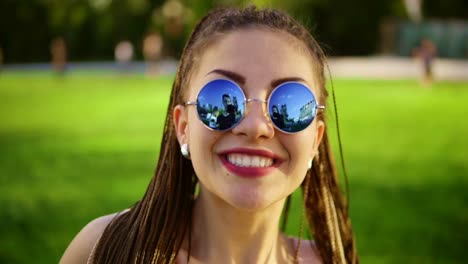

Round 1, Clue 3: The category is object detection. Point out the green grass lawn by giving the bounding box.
[0,72,467,263]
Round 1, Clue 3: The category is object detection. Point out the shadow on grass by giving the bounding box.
[350,179,468,264]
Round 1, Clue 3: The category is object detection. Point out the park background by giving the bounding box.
[0,0,467,263]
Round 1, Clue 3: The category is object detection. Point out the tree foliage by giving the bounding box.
[0,0,465,63]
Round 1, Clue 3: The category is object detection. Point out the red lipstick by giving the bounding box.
[218,148,283,178]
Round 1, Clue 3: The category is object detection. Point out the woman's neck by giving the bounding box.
[184,190,293,264]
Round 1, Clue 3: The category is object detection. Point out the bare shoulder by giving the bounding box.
[60,211,127,264]
[288,237,322,263]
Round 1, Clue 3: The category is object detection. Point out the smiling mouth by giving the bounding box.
[218,148,282,177]
[226,154,275,168]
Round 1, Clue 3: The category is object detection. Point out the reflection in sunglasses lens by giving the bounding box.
[196,79,245,131]
[268,83,317,133]
[196,80,317,133]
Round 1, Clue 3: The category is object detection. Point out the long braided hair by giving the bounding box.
[92,6,358,264]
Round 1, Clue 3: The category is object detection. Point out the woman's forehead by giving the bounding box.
[188,28,318,95]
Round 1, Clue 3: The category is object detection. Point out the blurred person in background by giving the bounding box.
[114,40,134,74]
[61,6,358,264]
[143,32,164,76]
[413,37,437,86]
[50,37,67,75]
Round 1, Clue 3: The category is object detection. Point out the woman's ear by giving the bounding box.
[173,104,188,145]
[314,119,325,153]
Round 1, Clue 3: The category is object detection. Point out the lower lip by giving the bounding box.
[220,155,278,178]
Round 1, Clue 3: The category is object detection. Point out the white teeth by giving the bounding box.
[252,156,260,167]
[259,158,266,167]
[226,154,274,168]
[236,155,242,165]
[242,155,249,166]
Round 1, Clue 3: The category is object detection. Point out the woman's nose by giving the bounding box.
[231,101,275,140]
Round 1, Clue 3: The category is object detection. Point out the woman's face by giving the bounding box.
[272,106,279,114]
[174,29,324,211]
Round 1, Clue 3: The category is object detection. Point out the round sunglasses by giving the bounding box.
[185,79,325,134]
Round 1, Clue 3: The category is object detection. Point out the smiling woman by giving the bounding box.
[60,6,358,264]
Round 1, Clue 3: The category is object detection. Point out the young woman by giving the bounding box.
[61,6,358,264]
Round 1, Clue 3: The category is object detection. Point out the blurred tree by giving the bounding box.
[272,0,400,55]
[423,0,468,18]
[0,0,51,63]
[152,0,193,57]
[403,0,422,22]
[0,0,466,63]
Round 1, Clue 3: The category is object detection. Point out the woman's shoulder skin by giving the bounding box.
[176,236,322,264]
[60,215,321,264]
[287,236,322,263]
[59,212,120,264]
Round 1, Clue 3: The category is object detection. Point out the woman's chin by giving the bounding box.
[224,188,280,212]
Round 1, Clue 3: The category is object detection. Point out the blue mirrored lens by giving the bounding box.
[196,79,245,130]
[268,82,317,133]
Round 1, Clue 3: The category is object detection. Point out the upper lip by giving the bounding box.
[218,147,284,161]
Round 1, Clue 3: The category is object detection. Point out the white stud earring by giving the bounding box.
[181,143,190,159]
[308,159,313,170]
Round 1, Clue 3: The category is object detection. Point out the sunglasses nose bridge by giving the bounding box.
[232,97,275,138]
[241,98,275,133]
[246,98,267,103]
[245,98,269,117]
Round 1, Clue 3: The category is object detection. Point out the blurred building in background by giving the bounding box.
[393,20,467,58]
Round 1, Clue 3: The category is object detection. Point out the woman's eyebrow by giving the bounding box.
[270,77,306,88]
[207,69,245,85]
[207,69,307,87]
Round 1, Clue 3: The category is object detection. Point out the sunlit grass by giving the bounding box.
[0,72,466,263]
